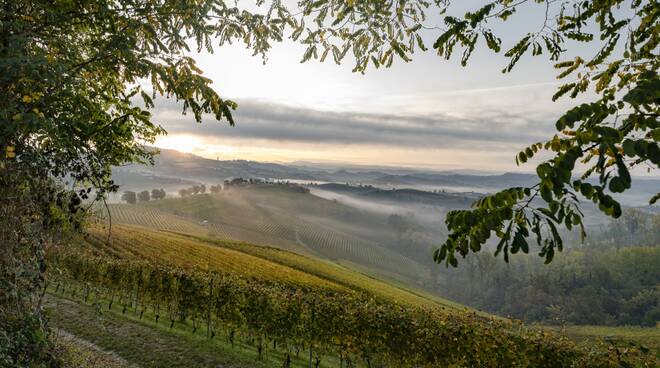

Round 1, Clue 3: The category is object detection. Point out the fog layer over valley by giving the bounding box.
[113,148,660,206]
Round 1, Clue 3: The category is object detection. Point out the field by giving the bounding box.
[103,186,431,286]
[557,325,660,352]
[47,220,658,367]
[49,191,656,367]
[81,223,458,307]
[83,225,342,292]
[178,231,465,308]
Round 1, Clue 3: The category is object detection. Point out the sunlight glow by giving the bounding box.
[154,134,201,154]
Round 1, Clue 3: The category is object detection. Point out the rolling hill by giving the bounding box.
[48,222,656,367]
[102,185,434,287]
[81,223,459,308]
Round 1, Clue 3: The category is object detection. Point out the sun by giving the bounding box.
[154,134,201,154]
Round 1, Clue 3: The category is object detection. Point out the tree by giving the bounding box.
[210,184,222,193]
[121,191,137,204]
[137,190,150,202]
[179,188,190,197]
[0,1,335,364]
[422,1,659,267]
[190,185,200,195]
[199,184,206,194]
[2,2,277,361]
[151,188,166,200]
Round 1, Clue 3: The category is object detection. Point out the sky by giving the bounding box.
[152,1,599,172]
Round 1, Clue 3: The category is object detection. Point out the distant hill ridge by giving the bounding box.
[113,147,660,207]
[117,147,538,187]
[315,183,477,207]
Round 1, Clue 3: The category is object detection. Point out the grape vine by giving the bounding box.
[47,251,655,367]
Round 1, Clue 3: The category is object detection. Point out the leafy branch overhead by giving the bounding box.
[427,0,659,266]
[263,0,659,266]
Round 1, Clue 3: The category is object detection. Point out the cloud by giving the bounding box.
[151,98,557,150]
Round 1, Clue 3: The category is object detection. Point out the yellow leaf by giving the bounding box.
[22,95,32,103]
[6,146,15,159]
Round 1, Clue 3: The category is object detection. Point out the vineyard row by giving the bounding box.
[48,251,654,368]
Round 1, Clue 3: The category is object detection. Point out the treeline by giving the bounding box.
[224,178,310,193]
[585,208,660,249]
[439,246,659,326]
[47,251,654,367]
[435,210,660,326]
[175,178,311,197]
[121,188,166,204]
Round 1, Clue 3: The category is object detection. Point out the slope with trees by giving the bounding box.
[46,225,656,367]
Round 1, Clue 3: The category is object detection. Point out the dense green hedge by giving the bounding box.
[48,252,655,367]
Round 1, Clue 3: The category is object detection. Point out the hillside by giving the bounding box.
[82,224,457,308]
[103,185,435,287]
[313,183,477,207]
[47,223,657,367]
[112,148,660,210]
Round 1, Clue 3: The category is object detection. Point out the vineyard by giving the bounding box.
[48,225,656,367]
[85,224,451,307]
[48,244,655,367]
[83,225,342,291]
[107,188,429,282]
[105,203,306,253]
[105,205,211,235]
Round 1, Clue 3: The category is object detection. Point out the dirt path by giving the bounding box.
[53,328,133,367]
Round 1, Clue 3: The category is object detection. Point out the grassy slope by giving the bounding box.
[108,187,428,282]
[85,225,342,291]
[87,193,658,361]
[554,325,660,352]
[54,329,129,368]
[62,226,658,366]
[180,231,465,309]
[48,294,328,368]
[85,224,461,308]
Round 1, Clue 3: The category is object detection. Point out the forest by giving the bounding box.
[432,210,660,326]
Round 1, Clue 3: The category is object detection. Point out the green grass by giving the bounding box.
[48,293,337,368]
[53,330,128,368]
[551,325,660,353]
[49,286,659,368]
